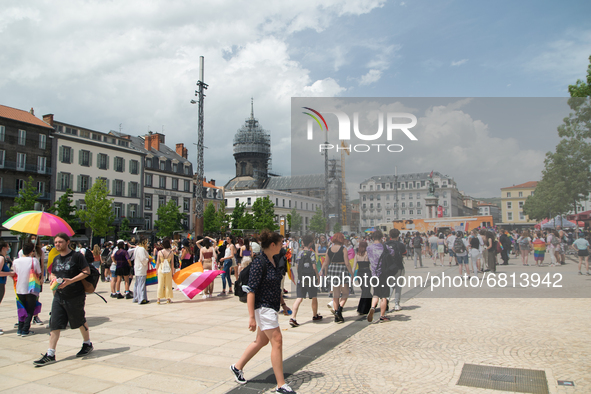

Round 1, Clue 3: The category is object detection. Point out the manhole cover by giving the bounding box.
[457,364,548,394]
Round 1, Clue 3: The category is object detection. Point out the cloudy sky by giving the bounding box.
[1,0,590,198]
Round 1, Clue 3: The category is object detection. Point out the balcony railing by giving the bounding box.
[0,161,52,174]
[0,188,51,200]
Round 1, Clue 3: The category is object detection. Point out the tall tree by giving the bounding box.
[77,179,115,242]
[203,202,217,234]
[7,176,42,239]
[154,200,186,238]
[49,188,78,230]
[215,201,229,234]
[309,207,327,234]
[252,196,278,231]
[287,208,302,233]
[119,217,132,240]
[230,202,247,230]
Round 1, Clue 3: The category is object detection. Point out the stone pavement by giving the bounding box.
[0,254,589,393]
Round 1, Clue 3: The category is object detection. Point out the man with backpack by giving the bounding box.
[386,229,406,311]
[34,232,93,366]
[289,235,322,327]
[412,232,423,269]
[453,231,470,277]
[366,230,396,323]
[100,242,112,282]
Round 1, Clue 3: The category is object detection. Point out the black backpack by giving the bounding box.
[297,250,316,278]
[386,240,405,273]
[453,237,466,254]
[378,243,399,277]
[234,258,267,303]
[413,237,421,248]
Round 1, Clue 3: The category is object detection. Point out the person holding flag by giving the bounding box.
[12,243,42,336]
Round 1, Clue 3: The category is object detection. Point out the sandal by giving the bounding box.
[167,299,172,304]
[157,299,161,305]
[289,319,299,327]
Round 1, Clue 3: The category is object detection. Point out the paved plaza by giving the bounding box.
[0,254,589,393]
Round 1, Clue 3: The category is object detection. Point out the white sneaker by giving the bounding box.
[327,301,335,316]
[394,303,401,311]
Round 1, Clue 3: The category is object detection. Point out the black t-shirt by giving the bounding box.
[469,236,480,249]
[52,251,89,299]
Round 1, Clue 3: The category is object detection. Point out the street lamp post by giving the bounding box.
[192,56,208,236]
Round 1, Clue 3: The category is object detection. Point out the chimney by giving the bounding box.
[210,179,215,186]
[29,108,34,115]
[176,143,188,159]
[144,133,160,151]
[43,114,54,126]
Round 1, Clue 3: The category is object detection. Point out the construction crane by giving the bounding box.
[340,140,349,226]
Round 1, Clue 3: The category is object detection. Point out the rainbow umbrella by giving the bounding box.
[2,211,75,237]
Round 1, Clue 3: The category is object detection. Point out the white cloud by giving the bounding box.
[359,69,382,85]
[451,59,468,66]
[0,0,384,179]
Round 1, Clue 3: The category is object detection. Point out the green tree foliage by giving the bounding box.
[215,201,229,233]
[7,176,42,238]
[119,217,132,240]
[77,179,115,241]
[287,208,302,233]
[525,56,591,219]
[252,196,277,231]
[333,222,342,233]
[309,207,327,234]
[230,202,247,230]
[49,188,78,231]
[203,202,217,234]
[154,200,186,238]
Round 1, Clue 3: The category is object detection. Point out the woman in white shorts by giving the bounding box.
[230,231,296,394]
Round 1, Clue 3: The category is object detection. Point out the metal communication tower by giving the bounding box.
[193,56,208,235]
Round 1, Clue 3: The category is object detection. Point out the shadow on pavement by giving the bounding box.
[55,347,130,363]
[85,316,111,327]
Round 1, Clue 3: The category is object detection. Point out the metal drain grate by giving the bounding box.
[457,364,548,394]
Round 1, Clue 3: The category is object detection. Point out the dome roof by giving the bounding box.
[233,99,271,156]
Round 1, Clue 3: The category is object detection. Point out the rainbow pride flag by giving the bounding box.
[533,238,546,259]
[47,247,59,274]
[13,276,41,322]
[146,260,158,286]
[28,268,41,294]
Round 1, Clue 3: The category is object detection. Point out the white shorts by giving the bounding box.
[470,249,480,260]
[255,307,279,331]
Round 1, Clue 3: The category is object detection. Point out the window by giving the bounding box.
[97,177,109,191]
[417,209,421,215]
[17,153,26,171]
[276,198,279,206]
[16,178,25,191]
[507,192,511,197]
[421,181,425,187]
[443,192,447,198]
[409,194,413,199]
[377,203,381,208]
[247,197,251,205]
[130,160,139,175]
[146,158,152,168]
[444,209,448,216]
[386,210,391,215]
[60,146,72,164]
[401,193,405,200]
[113,180,124,196]
[362,203,366,209]
[306,202,309,210]
[519,201,524,209]
[172,178,178,190]
[39,134,46,149]
[386,194,390,200]
[18,129,26,145]
[79,175,90,193]
[0,150,5,168]
[37,181,45,195]
[114,157,124,172]
[171,197,178,206]
[129,204,137,218]
[289,200,292,208]
[183,198,190,212]
[145,194,152,210]
[507,202,512,209]
[173,163,178,172]
[410,210,414,215]
[145,174,152,187]
[377,195,381,200]
[0,125,4,141]
[519,212,525,220]
[443,201,448,207]
[58,172,72,191]
[184,165,190,175]
[283,199,285,207]
[114,203,122,219]
[145,214,152,230]
[377,185,380,190]
[129,182,138,198]
[158,195,166,207]
[518,192,523,197]
[417,202,421,208]
[370,220,374,226]
[401,202,405,208]
[184,180,190,192]
[98,153,108,169]
[370,185,373,191]
[409,202,413,208]
[65,127,77,135]
[160,161,166,171]
[79,150,91,167]
[507,212,513,221]
[531,191,534,196]
[159,176,166,189]
[402,210,406,215]
[236,198,239,206]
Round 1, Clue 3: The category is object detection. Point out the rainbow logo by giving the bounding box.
[302,107,329,132]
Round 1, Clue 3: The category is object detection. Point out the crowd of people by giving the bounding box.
[0,225,589,393]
